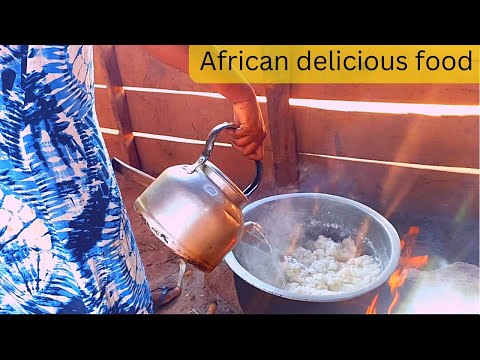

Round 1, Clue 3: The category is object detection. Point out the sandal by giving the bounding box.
[151,285,182,311]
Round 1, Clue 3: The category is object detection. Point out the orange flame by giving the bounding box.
[365,293,380,314]
[366,226,429,314]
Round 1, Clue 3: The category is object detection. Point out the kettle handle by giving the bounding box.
[243,159,263,198]
[187,122,263,198]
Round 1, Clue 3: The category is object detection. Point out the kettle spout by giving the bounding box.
[240,220,262,247]
[244,221,262,233]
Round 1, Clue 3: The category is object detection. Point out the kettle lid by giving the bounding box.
[202,161,248,208]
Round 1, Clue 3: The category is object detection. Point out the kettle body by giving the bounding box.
[114,122,263,272]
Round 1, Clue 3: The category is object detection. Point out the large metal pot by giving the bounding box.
[224,193,401,314]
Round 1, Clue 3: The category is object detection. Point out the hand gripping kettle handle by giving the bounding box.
[191,122,263,198]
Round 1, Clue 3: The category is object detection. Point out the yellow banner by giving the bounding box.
[189,45,479,84]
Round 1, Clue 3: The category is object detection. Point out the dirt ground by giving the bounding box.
[115,172,245,315]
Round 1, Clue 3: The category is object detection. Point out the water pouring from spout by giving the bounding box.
[242,221,288,289]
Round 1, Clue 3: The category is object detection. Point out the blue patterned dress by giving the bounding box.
[0,45,154,314]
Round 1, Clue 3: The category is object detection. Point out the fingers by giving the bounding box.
[230,141,256,157]
[229,135,253,147]
[229,126,267,141]
[226,98,266,161]
[223,128,236,138]
[224,126,257,140]
[222,126,265,160]
[248,146,264,160]
[231,142,264,160]
[227,123,266,143]
[227,126,249,139]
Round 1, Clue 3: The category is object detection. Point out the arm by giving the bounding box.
[144,45,267,160]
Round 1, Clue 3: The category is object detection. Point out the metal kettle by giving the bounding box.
[112,122,263,272]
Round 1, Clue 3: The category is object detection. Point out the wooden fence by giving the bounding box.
[93,45,479,220]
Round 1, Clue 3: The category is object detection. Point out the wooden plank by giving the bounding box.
[134,137,273,193]
[122,91,275,188]
[297,154,479,220]
[96,45,141,169]
[265,84,299,186]
[113,45,265,95]
[102,132,270,190]
[93,46,108,85]
[290,84,479,105]
[124,90,273,143]
[124,90,234,141]
[293,107,479,168]
[101,133,127,163]
[94,87,117,129]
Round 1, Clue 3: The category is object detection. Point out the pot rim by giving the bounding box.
[224,192,401,303]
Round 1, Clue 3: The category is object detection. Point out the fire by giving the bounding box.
[366,226,429,314]
[365,293,380,314]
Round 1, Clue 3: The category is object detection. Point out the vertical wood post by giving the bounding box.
[96,45,141,169]
[264,84,299,186]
